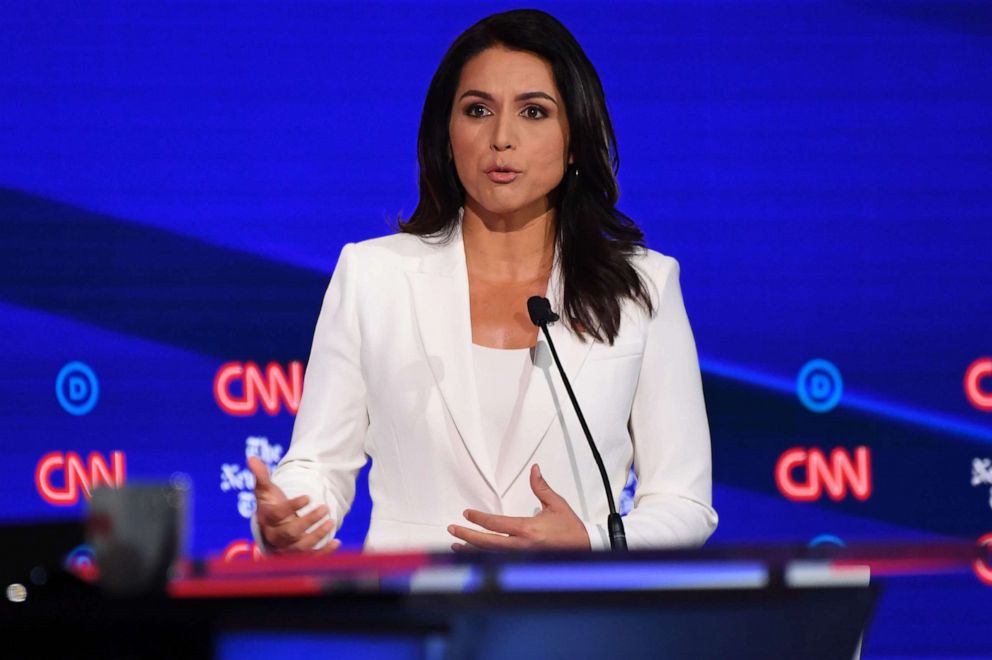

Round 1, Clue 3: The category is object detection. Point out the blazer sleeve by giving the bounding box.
[591,255,718,550]
[251,242,370,551]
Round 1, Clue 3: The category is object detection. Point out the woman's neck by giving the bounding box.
[462,204,556,284]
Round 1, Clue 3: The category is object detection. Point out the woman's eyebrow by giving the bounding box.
[457,89,559,106]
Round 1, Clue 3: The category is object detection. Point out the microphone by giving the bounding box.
[527,296,628,551]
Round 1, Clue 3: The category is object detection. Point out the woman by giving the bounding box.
[248,9,717,553]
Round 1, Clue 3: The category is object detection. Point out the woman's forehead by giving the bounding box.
[456,47,558,97]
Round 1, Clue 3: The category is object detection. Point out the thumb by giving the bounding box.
[247,456,272,492]
[530,464,562,509]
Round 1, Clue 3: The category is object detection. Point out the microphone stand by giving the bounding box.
[528,296,628,551]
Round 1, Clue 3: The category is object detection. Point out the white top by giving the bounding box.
[471,343,534,472]
[255,226,717,554]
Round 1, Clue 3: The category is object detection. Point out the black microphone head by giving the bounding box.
[527,296,560,326]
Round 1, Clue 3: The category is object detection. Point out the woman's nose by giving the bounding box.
[490,113,516,151]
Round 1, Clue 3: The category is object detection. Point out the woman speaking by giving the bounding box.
[248,9,717,553]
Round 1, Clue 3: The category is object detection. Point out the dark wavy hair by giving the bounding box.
[398,9,654,344]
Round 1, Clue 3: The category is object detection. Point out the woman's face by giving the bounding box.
[449,46,570,222]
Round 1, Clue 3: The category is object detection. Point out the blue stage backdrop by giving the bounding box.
[1,1,990,657]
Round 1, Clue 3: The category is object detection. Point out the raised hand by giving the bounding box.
[247,456,340,554]
[447,464,591,551]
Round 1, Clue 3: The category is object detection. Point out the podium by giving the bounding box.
[0,527,889,660]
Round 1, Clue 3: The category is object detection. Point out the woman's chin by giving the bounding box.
[468,194,551,220]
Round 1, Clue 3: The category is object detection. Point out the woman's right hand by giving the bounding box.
[247,456,340,554]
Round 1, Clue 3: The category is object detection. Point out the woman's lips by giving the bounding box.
[486,170,519,183]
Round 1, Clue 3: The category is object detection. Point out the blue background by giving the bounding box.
[2,1,990,657]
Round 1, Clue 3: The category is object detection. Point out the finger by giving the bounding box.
[285,519,335,553]
[272,515,332,550]
[288,494,310,511]
[463,509,527,536]
[313,538,342,555]
[296,503,330,529]
[272,505,330,544]
[258,494,311,527]
[281,536,340,556]
[258,501,294,527]
[451,543,473,553]
[246,456,272,490]
[447,524,526,551]
[530,464,564,509]
[258,496,304,527]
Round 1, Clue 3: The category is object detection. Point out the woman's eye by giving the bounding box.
[523,105,548,119]
[466,104,491,118]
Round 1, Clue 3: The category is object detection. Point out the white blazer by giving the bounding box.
[253,221,717,552]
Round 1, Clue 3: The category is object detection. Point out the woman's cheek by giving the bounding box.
[538,152,568,187]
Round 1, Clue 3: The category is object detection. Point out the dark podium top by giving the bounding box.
[4,522,950,660]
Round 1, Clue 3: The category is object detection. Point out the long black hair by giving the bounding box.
[399,9,654,344]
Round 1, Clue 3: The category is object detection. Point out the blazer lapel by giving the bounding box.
[407,224,498,495]
[494,257,594,497]
[406,218,596,499]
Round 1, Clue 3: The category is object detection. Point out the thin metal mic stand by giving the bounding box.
[527,296,628,551]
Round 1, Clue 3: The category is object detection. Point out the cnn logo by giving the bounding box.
[775,446,872,502]
[222,539,262,562]
[35,451,127,505]
[965,358,992,412]
[214,361,303,416]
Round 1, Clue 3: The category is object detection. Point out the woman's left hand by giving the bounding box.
[448,464,591,551]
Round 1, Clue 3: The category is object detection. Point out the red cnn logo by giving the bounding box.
[975,533,992,587]
[35,451,127,505]
[222,539,262,562]
[775,446,872,502]
[214,361,303,416]
[965,358,992,412]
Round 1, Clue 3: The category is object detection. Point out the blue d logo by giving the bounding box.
[808,534,846,548]
[797,359,842,413]
[56,362,99,416]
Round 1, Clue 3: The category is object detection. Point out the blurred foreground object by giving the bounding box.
[87,482,188,596]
